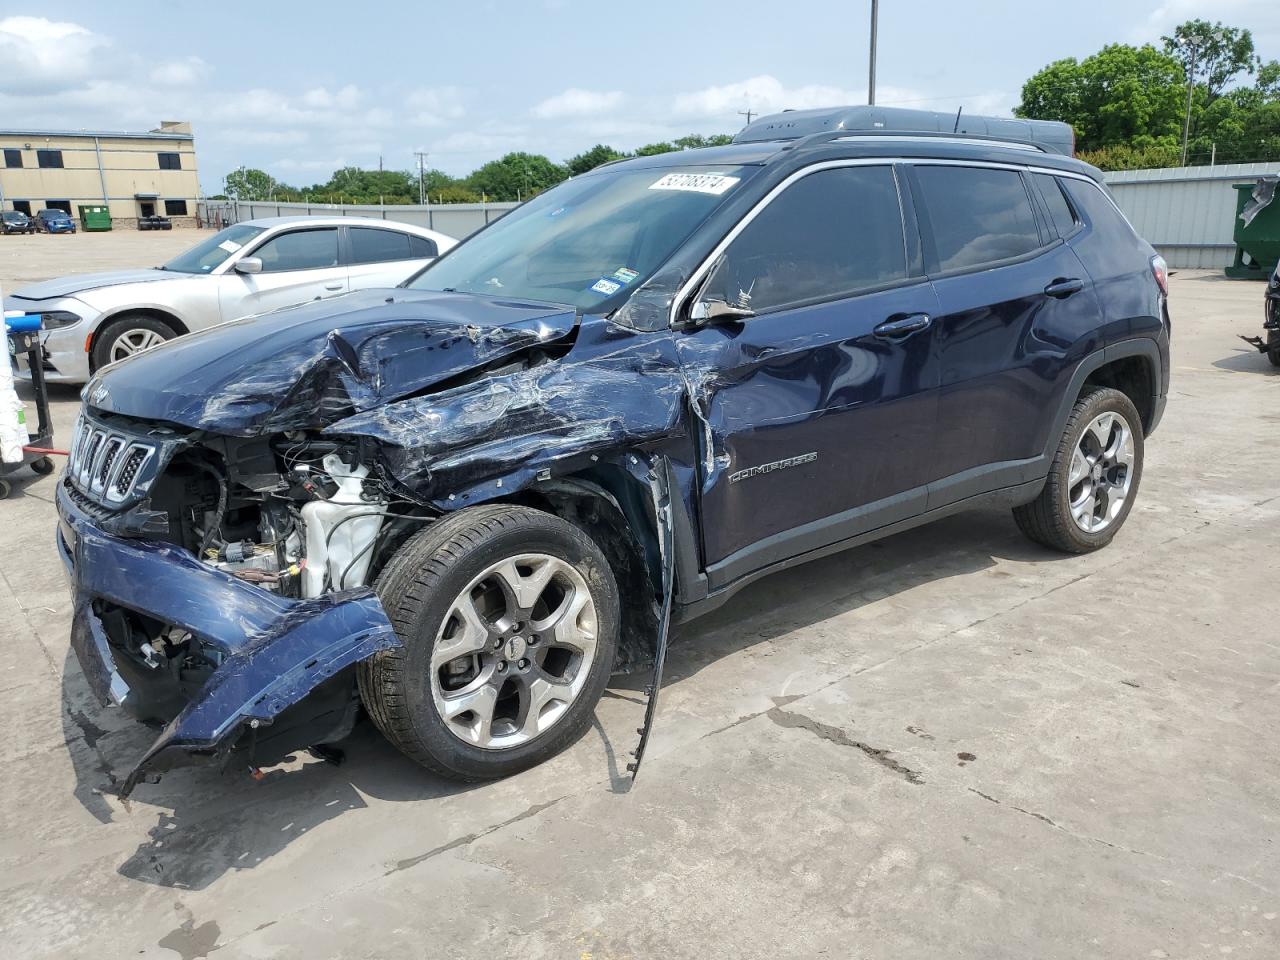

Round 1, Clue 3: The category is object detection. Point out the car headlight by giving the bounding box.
[39,310,82,329]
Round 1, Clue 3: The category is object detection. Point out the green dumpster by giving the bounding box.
[77,204,112,232]
[1225,182,1280,279]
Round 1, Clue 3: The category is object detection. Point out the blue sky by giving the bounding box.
[2,0,1277,193]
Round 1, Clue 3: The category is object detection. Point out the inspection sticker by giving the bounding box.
[590,277,623,296]
[217,239,242,253]
[612,267,639,284]
[648,173,740,195]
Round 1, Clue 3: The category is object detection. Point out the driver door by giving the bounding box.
[219,226,348,321]
[674,164,942,587]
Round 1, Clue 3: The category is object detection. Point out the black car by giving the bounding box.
[56,106,1171,794]
[137,214,172,231]
[1,211,35,234]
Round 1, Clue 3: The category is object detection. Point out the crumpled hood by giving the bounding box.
[86,289,578,435]
[10,269,179,301]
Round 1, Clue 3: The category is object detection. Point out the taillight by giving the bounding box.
[1150,254,1169,297]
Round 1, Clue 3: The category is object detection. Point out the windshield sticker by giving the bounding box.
[218,240,242,253]
[649,173,740,195]
[590,277,623,296]
[612,267,639,284]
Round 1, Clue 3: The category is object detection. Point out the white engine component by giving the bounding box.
[300,454,387,597]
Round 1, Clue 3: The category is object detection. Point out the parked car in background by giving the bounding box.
[56,112,1171,792]
[1239,259,1280,366]
[137,214,172,231]
[2,210,35,234]
[3,216,456,382]
[35,209,76,234]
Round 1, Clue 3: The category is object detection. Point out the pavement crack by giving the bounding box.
[385,796,568,876]
[767,706,924,785]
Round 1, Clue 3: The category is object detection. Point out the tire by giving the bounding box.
[30,457,55,475]
[1014,386,1144,554]
[358,504,620,781]
[90,315,176,371]
[1267,330,1280,368]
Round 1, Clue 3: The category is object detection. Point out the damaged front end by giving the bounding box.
[60,289,685,793]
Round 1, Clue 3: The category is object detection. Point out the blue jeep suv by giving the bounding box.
[56,107,1170,792]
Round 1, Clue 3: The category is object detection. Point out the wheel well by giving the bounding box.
[502,470,660,675]
[89,309,188,370]
[1082,356,1154,434]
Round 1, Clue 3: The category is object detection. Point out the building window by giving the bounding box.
[164,200,188,216]
[158,152,182,170]
[3,149,21,168]
[36,149,64,169]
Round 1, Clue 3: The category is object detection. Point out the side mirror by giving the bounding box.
[690,298,755,324]
[234,257,262,275]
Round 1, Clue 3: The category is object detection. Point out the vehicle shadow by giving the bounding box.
[1212,344,1279,374]
[57,504,1065,891]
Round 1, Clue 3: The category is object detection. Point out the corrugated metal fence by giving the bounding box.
[201,163,1280,272]
[1104,162,1280,269]
[198,199,521,241]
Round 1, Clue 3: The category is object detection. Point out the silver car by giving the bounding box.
[4,216,457,384]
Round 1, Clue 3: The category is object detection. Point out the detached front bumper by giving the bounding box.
[56,481,400,796]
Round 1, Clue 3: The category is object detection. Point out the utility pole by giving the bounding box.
[737,108,756,126]
[868,0,879,106]
[1180,43,1197,166]
[413,151,429,205]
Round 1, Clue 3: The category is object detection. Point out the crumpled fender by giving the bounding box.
[60,498,399,797]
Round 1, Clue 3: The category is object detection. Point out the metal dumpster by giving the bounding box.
[77,204,112,232]
[1225,180,1280,279]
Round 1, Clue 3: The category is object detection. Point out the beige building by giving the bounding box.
[0,121,200,228]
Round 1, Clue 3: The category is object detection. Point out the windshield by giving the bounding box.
[407,165,755,311]
[42,210,70,219]
[2,213,23,221]
[162,223,266,274]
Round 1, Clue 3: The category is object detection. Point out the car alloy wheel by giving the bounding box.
[109,328,168,362]
[1068,411,1135,533]
[430,553,598,750]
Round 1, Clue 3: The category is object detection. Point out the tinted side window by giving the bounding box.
[3,149,21,168]
[158,152,182,170]
[37,149,64,169]
[707,166,907,314]
[409,234,438,258]
[915,166,1041,272]
[349,227,413,264]
[164,200,188,216]
[253,228,339,272]
[1034,174,1078,238]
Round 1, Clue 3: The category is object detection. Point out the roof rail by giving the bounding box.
[735,106,1075,157]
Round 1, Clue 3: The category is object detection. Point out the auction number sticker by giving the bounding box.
[218,239,243,253]
[649,173,740,195]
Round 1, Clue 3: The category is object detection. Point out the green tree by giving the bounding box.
[634,141,676,156]
[673,134,734,149]
[1162,19,1258,103]
[566,144,626,176]
[1016,44,1185,151]
[432,183,483,204]
[224,167,280,201]
[466,152,567,201]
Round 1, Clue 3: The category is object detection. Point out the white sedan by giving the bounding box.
[4,216,456,384]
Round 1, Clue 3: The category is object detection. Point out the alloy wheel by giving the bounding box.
[430,553,598,750]
[1068,411,1135,533]
[109,328,167,362]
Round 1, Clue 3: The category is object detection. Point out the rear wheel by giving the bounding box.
[90,315,176,371]
[1267,329,1280,368]
[1014,386,1144,553]
[358,505,619,781]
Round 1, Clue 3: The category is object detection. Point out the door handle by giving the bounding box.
[324,283,344,291]
[1044,277,1084,299]
[873,313,932,339]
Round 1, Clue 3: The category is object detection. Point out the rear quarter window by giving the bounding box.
[915,165,1042,272]
[1033,173,1079,238]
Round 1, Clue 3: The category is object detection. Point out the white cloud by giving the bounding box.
[0,16,109,94]
[672,75,865,120]
[149,57,210,87]
[407,86,466,126]
[300,85,362,110]
[532,88,624,119]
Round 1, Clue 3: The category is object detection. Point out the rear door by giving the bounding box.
[675,163,942,585]
[220,226,347,320]
[344,226,438,290]
[907,162,1104,507]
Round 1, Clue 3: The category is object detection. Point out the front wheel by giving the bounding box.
[1014,386,1144,553]
[1267,329,1280,368]
[90,315,175,371]
[358,505,620,781]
